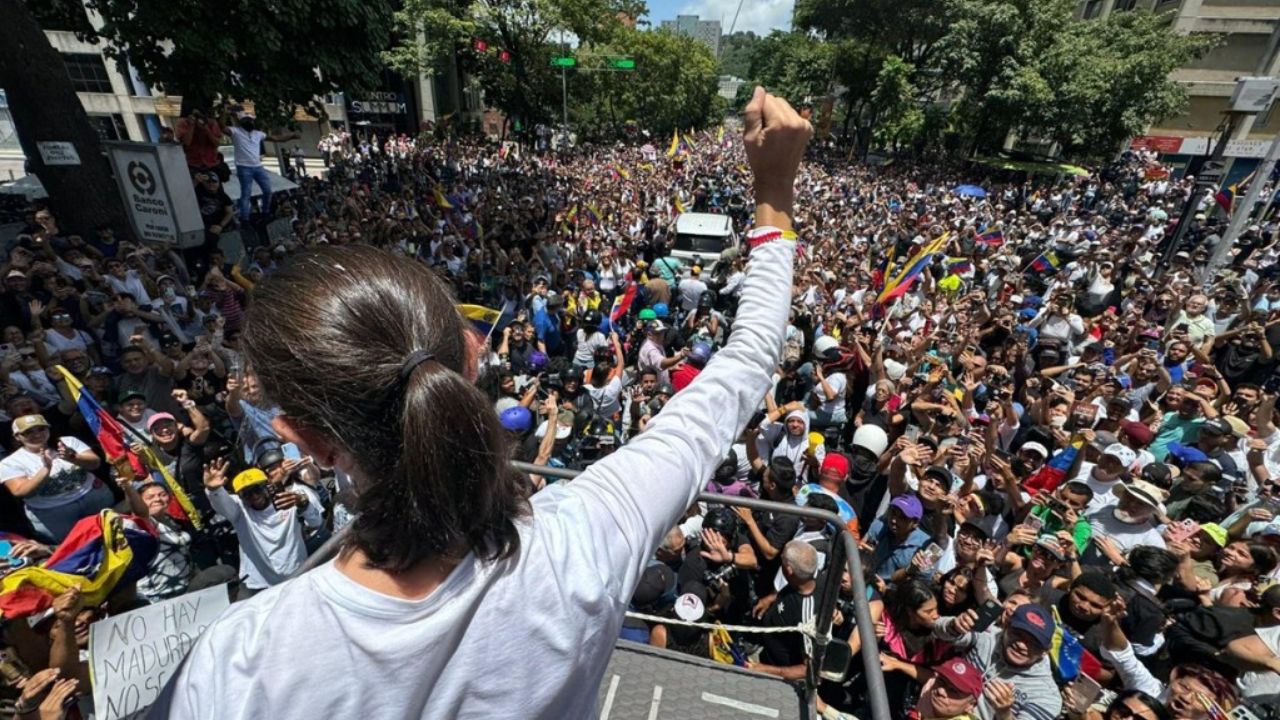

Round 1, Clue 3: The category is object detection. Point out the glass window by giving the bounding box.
[86,114,127,141]
[63,53,114,94]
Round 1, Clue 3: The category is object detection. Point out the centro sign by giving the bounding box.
[350,91,408,115]
[105,142,204,247]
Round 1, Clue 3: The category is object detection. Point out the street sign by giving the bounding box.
[607,57,636,70]
[551,56,577,67]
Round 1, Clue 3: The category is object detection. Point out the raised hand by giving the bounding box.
[203,457,229,489]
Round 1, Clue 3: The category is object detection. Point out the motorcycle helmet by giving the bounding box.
[688,342,712,367]
[499,406,534,434]
[528,350,549,373]
[812,336,841,362]
[851,424,889,458]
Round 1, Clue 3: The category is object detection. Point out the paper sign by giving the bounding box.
[88,584,230,719]
[36,141,81,166]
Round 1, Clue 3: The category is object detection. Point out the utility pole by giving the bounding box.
[1157,113,1238,276]
[1209,127,1280,274]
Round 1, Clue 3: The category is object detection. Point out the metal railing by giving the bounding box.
[295,461,890,720]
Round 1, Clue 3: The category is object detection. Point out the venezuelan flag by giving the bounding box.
[977,230,1004,246]
[877,233,949,304]
[0,511,157,619]
[944,257,973,275]
[716,125,725,145]
[458,304,501,337]
[684,130,697,150]
[609,282,637,324]
[673,195,687,214]
[1031,251,1060,272]
[583,205,602,227]
[1024,435,1085,495]
[53,366,202,528]
[1215,170,1254,212]
[666,129,679,157]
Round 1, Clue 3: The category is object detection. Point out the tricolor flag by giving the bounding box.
[457,304,502,338]
[609,282,637,323]
[716,126,725,145]
[944,257,973,275]
[666,129,679,157]
[583,205,602,227]
[877,233,949,304]
[1024,435,1085,495]
[977,230,1004,246]
[1215,170,1255,212]
[53,366,202,528]
[1030,251,1060,273]
[0,512,158,619]
[683,131,697,150]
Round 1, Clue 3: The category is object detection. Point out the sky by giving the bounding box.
[643,0,793,36]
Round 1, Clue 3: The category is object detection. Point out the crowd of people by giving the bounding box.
[0,87,1279,719]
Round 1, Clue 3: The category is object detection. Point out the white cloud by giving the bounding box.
[679,0,793,35]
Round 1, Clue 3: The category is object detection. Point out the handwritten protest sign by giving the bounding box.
[88,584,230,719]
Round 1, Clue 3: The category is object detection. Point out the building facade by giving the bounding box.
[660,15,723,56]
[1077,0,1280,177]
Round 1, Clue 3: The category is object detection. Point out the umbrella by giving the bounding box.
[953,184,987,198]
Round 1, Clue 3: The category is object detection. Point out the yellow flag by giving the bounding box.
[666,129,679,157]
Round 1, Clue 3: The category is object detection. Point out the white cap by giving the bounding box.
[883,358,907,381]
[852,424,889,458]
[1020,441,1049,459]
[1103,443,1137,469]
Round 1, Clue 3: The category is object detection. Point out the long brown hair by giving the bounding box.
[241,245,529,572]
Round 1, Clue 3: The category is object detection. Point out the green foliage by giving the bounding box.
[747,31,836,106]
[37,0,396,122]
[569,27,721,136]
[871,56,923,148]
[718,31,759,78]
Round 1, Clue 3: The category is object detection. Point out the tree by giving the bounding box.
[870,56,923,150]
[0,0,127,235]
[747,31,836,106]
[718,31,758,78]
[385,0,644,129]
[569,26,721,137]
[38,0,397,120]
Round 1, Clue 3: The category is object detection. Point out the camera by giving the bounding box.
[704,563,739,590]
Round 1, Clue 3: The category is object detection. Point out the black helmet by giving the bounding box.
[698,290,715,309]
[703,505,738,539]
[582,309,602,329]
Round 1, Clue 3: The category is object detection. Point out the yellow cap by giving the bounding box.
[11,414,49,435]
[232,468,269,493]
[808,432,824,451]
[1199,522,1229,548]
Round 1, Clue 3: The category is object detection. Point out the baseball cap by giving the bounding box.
[535,409,575,440]
[5,270,25,280]
[631,564,676,609]
[1166,442,1209,465]
[932,657,985,699]
[232,468,268,493]
[1102,443,1137,468]
[145,412,177,431]
[1009,604,1055,649]
[1198,522,1229,548]
[647,320,667,333]
[88,366,113,378]
[11,415,49,435]
[1140,462,1179,485]
[1020,442,1049,459]
[117,388,147,404]
[1033,536,1067,562]
[1119,420,1154,447]
[890,494,924,520]
[883,358,907,381]
[1222,416,1251,438]
[1200,419,1231,436]
[821,453,850,479]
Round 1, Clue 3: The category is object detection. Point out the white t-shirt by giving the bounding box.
[147,239,796,720]
[0,437,93,510]
[813,372,847,416]
[229,126,267,168]
[45,329,94,355]
[583,376,623,418]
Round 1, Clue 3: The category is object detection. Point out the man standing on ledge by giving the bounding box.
[149,87,811,719]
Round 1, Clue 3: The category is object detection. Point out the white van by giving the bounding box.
[671,212,737,266]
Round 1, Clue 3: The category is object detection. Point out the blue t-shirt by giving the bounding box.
[865,520,932,580]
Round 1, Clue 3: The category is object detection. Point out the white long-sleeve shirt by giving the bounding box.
[206,483,322,590]
[148,238,795,719]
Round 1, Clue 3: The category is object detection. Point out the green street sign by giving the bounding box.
[607,57,636,70]
[551,56,577,67]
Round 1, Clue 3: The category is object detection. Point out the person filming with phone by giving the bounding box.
[150,87,811,718]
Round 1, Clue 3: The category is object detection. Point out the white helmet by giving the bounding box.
[812,336,841,362]
[852,424,889,458]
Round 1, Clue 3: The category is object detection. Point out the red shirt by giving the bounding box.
[177,117,224,169]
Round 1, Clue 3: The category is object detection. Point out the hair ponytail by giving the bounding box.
[241,245,529,573]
